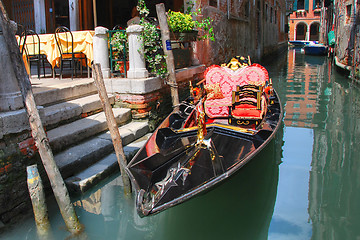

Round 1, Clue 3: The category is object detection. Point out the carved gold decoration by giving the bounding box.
[221,57,250,71]
[237,120,250,125]
[177,123,256,135]
[189,81,194,104]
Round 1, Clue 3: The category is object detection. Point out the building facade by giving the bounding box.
[332,0,359,80]
[4,0,288,63]
[288,0,323,41]
[2,0,178,33]
[192,0,288,64]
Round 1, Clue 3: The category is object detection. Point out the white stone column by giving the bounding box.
[93,27,110,78]
[126,25,148,79]
[69,0,80,31]
[306,24,310,41]
[0,22,23,111]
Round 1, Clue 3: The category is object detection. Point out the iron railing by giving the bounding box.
[108,29,127,78]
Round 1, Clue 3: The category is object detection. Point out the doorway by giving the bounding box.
[309,22,320,41]
[54,0,70,29]
[295,23,307,40]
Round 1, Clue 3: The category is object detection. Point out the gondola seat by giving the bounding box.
[203,62,269,118]
[228,84,267,127]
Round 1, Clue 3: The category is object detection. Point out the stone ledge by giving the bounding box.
[105,76,161,94]
[0,107,44,138]
[175,65,206,82]
[104,65,206,95]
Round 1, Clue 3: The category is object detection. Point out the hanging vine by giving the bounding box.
[137,0,168,78]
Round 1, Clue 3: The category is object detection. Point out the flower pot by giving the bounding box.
[118,61,129,73]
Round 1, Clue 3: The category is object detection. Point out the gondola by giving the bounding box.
[126,57,283,217]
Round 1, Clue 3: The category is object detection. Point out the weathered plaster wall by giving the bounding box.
[335,0,357,66]
[194,0,287,65]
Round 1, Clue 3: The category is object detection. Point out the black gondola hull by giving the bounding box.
[127,90,283,217]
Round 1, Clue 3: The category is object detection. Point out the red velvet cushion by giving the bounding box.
[234,103,257,109]
[231,108,262,118]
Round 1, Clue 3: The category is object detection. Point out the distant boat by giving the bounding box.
[304,42,328,55]
[127,57,283,217]
[288,40,311,47]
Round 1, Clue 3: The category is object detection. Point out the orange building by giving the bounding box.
[288,0,322,41]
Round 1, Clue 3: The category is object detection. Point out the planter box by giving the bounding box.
[170,31,198,42]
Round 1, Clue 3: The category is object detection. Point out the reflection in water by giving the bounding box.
[267,49,360,239]
[269,127,313,239]
[284,49,330,129]
[309,74,360,239]
[73,176,163,239]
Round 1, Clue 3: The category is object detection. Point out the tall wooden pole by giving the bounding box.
[92,0,97,27]
[92,64,131,195]
[0,2,83,235]
[156,3,180,107]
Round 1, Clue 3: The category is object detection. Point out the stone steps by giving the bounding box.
[32,78,97,106]
[65,133,151,194]
[54,121,149,179]
[47,108,131,152]
[1,78,100,137]
[28,78,150,195]
[43,93,115,127]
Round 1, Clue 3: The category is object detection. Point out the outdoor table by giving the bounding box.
[17,30,94,73]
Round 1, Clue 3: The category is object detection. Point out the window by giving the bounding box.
[314,0,321,9]
[265,4,268,21]
[209,0,218,7]
[275,9,277,24]
[293,103,300,108]
[297,0,305,9]
[242,0,249,18]
[346,4,352,24]
[310,23,319,35]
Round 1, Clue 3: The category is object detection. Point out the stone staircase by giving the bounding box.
[31,78,150,195]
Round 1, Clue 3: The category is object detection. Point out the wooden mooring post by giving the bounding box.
[0,2,83,235]
[27,165,53,240]
[156,3,180,107]
[92,63,132,195]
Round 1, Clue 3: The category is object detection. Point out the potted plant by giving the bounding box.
[167,4,215,68]
[167,10,198,41]
[167,7,215,42]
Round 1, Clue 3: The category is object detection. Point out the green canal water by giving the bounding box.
[1,49,360,239]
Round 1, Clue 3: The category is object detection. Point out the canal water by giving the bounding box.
[1,48,360,240]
